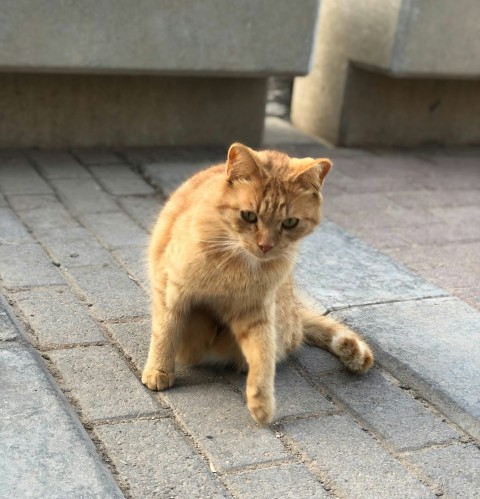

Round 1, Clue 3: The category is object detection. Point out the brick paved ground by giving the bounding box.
[1,123,479,497]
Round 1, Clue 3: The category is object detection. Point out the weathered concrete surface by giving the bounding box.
[284,414,433,498]
[0,346,123,498]
[336,297,480,439]
[0,74,267,148]
[94,419,229,498]
[0,0,318,76]
[291,0,480,146]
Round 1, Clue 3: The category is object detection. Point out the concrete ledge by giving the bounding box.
[0,0,319,77]
[292,0,480,145]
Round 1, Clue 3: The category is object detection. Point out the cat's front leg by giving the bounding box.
[231,316,276,426]
[142,289,185,391]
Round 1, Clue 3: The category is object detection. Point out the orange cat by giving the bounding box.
[142,143,373,425]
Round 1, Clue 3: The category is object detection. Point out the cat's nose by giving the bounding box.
[258,243,273,253]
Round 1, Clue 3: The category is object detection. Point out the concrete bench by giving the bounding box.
[291,0,480,146]
[0,0,319,148]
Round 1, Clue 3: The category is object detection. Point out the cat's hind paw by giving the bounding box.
[142,368,175,391]
[336,335,374,374]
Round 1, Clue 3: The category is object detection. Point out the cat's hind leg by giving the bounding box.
[301,309,373,373]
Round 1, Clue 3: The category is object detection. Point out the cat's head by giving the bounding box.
[217,143,332,262]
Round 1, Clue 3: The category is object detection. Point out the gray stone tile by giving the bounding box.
[296,220,446,310]
[73,149,123,166]
[105,319,218,387]
[224,463,329,499]
[89,164,155,195]
[408,444,480,498]
[284,415,433,498]
[117,195,162,232]
[0,243,65,288]
[336,298,480,435]
[38,226,114,268]
[48,345,163,421]
[50,177,118,215]
[162,382,288,471]
[0,156,52,194]
[29,151,91,179]
[13,286,105,348]
[112,245,148,286]
[292,344,343,374]
[0,346,123,497]
[142,162,208,195]
[94,419,229,498]
[319,369,459,451]
[0,297,18,342]
[0,207,32,244]
[8,194,79,232]
[80,211,148,249]
[227,363,334,420]
[67,264,150,321]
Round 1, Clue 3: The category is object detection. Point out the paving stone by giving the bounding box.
[7,194,79,232]
[389,189,480,210]
[162,382,288,471]
[397,221,480,246]
[67,264,150,321]
[0,243,65,288]
[117,195,162,231]
[142,161,208,195]
[0,156,52,194]
[296,220,446,310]
[284,414,433,498]
[48,345,163,421]
[112,245,148,286]
[0,297,18,342]
[227,362,334,420]
[94,419,229,498]
[13,286,105,348]
[319,369,459,451]
[224,463,329,499]
[50,177,118,215]
[0,346,123,498]
[292,344,344,374]
[29,151,91,179]
[89,164,155,195]
[106,318,223,387]
[408,444,480,498]
[80,211,148,249]
[336,297,480,434]
[38,226,114,268]
[0,207,32,244]
[73,149,123,166]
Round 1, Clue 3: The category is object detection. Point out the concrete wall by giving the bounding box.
[0,74,266,148]
[292,0,480,146]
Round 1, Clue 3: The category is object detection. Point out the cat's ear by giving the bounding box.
[226,143,267,182]
[291,158,332,190]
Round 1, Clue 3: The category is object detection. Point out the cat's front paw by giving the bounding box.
[247,389,275,426]
[142,368,175,391]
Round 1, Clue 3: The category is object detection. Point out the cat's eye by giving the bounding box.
[241,211,258,223]
[282,217,299,229]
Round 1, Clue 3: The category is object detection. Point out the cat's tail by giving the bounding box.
[300,308,374,373]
